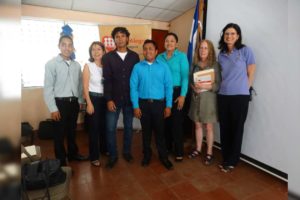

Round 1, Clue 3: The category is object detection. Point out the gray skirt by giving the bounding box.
[188,91,218,123]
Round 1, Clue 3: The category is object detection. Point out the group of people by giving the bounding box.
[44,23,256,172]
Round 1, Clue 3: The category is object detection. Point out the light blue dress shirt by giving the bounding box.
[44,54,84,112]
[156,49,189,97]
[130,59,173,109]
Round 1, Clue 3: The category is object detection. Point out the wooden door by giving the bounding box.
[151,29,168,54]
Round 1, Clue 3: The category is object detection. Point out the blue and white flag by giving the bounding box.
[187,0,200,66]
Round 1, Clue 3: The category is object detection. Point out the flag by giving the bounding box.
[187,0,200,66]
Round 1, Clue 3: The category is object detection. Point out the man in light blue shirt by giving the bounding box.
[130,39,173,170]
[44,35,87,166]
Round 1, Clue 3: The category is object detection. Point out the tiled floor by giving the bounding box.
[35,129,287,200]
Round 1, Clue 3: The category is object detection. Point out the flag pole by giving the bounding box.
[202,0,208,39]
[187,0,200,66]
[198,0,203,41]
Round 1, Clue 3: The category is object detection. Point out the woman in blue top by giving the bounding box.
[217,23,256,172]
[157,32,189,162]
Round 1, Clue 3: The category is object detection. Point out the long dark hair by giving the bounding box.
[218,23,245,53]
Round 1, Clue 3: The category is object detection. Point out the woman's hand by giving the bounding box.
[195,82,212,90]
[175,96,185,110]
[164,107,171,118]
[191,84,201,94]
[86,103,94,115]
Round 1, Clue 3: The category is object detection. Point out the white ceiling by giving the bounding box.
[21,0,197,22]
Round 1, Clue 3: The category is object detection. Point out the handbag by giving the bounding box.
[21,145,67,200]
[22,159,66,190]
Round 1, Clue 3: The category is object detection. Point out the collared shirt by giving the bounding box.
[44,54,84,112]
[218,46,255,95]
[102,49,140,106]
[130,59,173,109]
[156,49,189,97]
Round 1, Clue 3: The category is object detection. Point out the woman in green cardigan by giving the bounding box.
[188,39,221,165]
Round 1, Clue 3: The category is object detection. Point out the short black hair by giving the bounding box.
[111,27,130,39]
[143,39,158,50]
[164,32,178,42]
[58,35,73,45]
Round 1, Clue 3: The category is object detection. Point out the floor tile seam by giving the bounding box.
[169,181,203,199]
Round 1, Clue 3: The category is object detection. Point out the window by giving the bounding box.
[66,22,100,68]
[20,19,100,87]
[20,19,63,87]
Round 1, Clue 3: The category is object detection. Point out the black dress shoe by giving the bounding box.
[141,158,150,167]
[106,158,118,169]
[123,153,133,162]
[161,159,173,170]
[68,154,89,162]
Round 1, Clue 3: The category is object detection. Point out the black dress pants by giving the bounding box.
[165,87,184,157]
[87,95,107,161]
[139,99,168,160]
[54,98,79,165]
[217,94,250,166]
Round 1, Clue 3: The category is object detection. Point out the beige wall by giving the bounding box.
[0,100,21,146]
[0,4,20,20]
[22,88,85,130]
[21,5,169,30]
[169,8,194,52]
[21,5,170,129]
[22,88,50,129]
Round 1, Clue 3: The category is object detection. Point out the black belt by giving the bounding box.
[89,92,104,97]
[139,98,164,103]
[55,97,78,102]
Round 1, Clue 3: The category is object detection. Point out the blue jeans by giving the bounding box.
[106,103,133,160]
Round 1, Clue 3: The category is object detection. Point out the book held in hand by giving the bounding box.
[193,69,215,92]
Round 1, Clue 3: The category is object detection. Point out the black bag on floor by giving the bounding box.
[38,119,55,139]
[21,159,66,190]
[21,145,67,200]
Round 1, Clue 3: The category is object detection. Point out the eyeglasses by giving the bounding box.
[224,32,237,36]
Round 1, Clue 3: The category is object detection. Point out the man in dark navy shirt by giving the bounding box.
[102,27,140,168]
